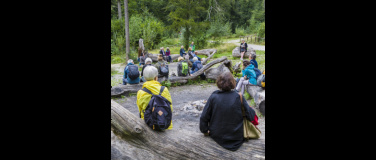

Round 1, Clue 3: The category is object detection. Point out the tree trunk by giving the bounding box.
[145,53,181,62]
[124,0,130,61]
[117,0,122,19]
[195,49,217,57]
[246,85,265,116]
[233,61,242,74]
[111,83,143,97]
[168,57,228,83]
[204,60,232,80]
[111,100,265,160]
[201,51,216,65]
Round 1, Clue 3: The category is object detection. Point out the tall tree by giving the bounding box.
[124,0,130,61]
[167,0,207,49]
[117,0,122,19]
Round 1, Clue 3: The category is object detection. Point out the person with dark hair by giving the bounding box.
[200,72,258,151]
[235,60,257,94]
[249,53,258,69]
[154,54,169,80]
[165,47,172,63]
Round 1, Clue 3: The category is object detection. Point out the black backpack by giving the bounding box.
[127,65,140,80]
[159,62,169,76]
[141,86,172,131]
[254,67,262,79]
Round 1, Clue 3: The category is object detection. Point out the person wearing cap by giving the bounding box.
[140,58,153,82]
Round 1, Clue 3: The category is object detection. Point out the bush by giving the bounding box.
[235,26,246,37]
[257,22,265,38]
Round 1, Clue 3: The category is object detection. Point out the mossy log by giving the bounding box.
[246,85,265,116]
[111,100,265,160]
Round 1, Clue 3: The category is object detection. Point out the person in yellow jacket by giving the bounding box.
[136,65,173,130]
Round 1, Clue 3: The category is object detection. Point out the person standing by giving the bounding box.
[190,42,196,52]
[240,40,248,60]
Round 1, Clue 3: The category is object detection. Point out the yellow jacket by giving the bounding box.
[136,80,173,129]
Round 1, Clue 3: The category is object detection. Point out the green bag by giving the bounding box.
[239,93,261,139]
[181,61,188,76]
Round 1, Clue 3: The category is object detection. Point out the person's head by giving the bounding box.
[178,57,184,62]
[242,40,245,43]
[145,58,152,64]
[127,59,134,64]
[191,42,194,45]
[181,45,184,49]
[157,54,163,61]
[188,47,192,51]
[250,53,256,60]
[193,57,198,62]
[216,72,236,92]
[143,66,159,81]
[166,47,170,51]
[194,51,198,55]
[242,60,250,69]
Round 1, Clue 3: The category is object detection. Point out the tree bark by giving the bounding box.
[195,49,217,57]
[246,85,265,116]
[145,53,181,62]
[204,60,232,80]
[201,51,216,65]
[168,57,228,83]
[233,61,242,74]
[111,100,265,160]
[111,83,143,97]
[124,0,130,61]
[117,0,122,19]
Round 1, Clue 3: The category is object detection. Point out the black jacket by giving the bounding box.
[240,42,248,52]
[200,90,256,151]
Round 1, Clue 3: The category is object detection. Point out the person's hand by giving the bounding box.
[244,75,247,79]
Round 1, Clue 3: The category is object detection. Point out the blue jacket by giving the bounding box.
[242,64,257,85]
[191,60,202,72]
[180,48,186,56]
[124,63,140,84]
[250,59,258,69]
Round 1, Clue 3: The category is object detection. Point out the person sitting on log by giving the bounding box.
[179,45,186,57]
[137,66,173,130]
[184,53,192,67]
[240,40,248,60]
[249,53,258,69]
[154,54,169,80]
[165,47,171,63]
[140,58,153,82]
[187,47,195,63]
[235,60,257,94]
[159,47,167,61]
[177,57,190,77]
[193,51,201,61]
[200,72,258,151]
[123,59,140,85]
[190,57,205,79]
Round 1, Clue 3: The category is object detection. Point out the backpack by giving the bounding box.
[159,62,169,76]
[181,61,189,76]
[195,62,203,71]
[141,86,172,131]
[127,65,140,80]
[257,71,265,88]
[254,67,262,79]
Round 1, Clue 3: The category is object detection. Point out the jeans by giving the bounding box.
[180,53,186,57]
[167,56,171,62]
[236,77,249,94]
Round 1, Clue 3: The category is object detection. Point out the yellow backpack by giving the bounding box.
[261,70,265,88]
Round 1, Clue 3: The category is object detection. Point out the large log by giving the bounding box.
[111,83,144,97]
[233,61,242,74]
[204,60,232,80]
[232,47,256,58]
[246,85,265,116]
[168,57,228,84]
[111,100,265,160]
[195,49,217,57]
[201,51,216,65]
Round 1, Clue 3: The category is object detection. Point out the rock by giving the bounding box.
[232,47,256,58]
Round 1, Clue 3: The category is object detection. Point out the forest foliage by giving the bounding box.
[111,0,265,61]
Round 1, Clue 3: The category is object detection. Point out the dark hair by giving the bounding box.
[251,53,256,60]
[243,60,250,67]
[216,72,236,92]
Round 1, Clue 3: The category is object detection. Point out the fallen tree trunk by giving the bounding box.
[195,49,217,57]
[168,57,228,84]
[246,85,265,116]
[233,61,242,74]
[201,51,216,65]
[111,83,144,97]
[111,100,265,160]
[204,60,233,80]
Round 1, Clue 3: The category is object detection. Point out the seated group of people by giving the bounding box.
[136,67,259,151]
[235,52,265,93]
